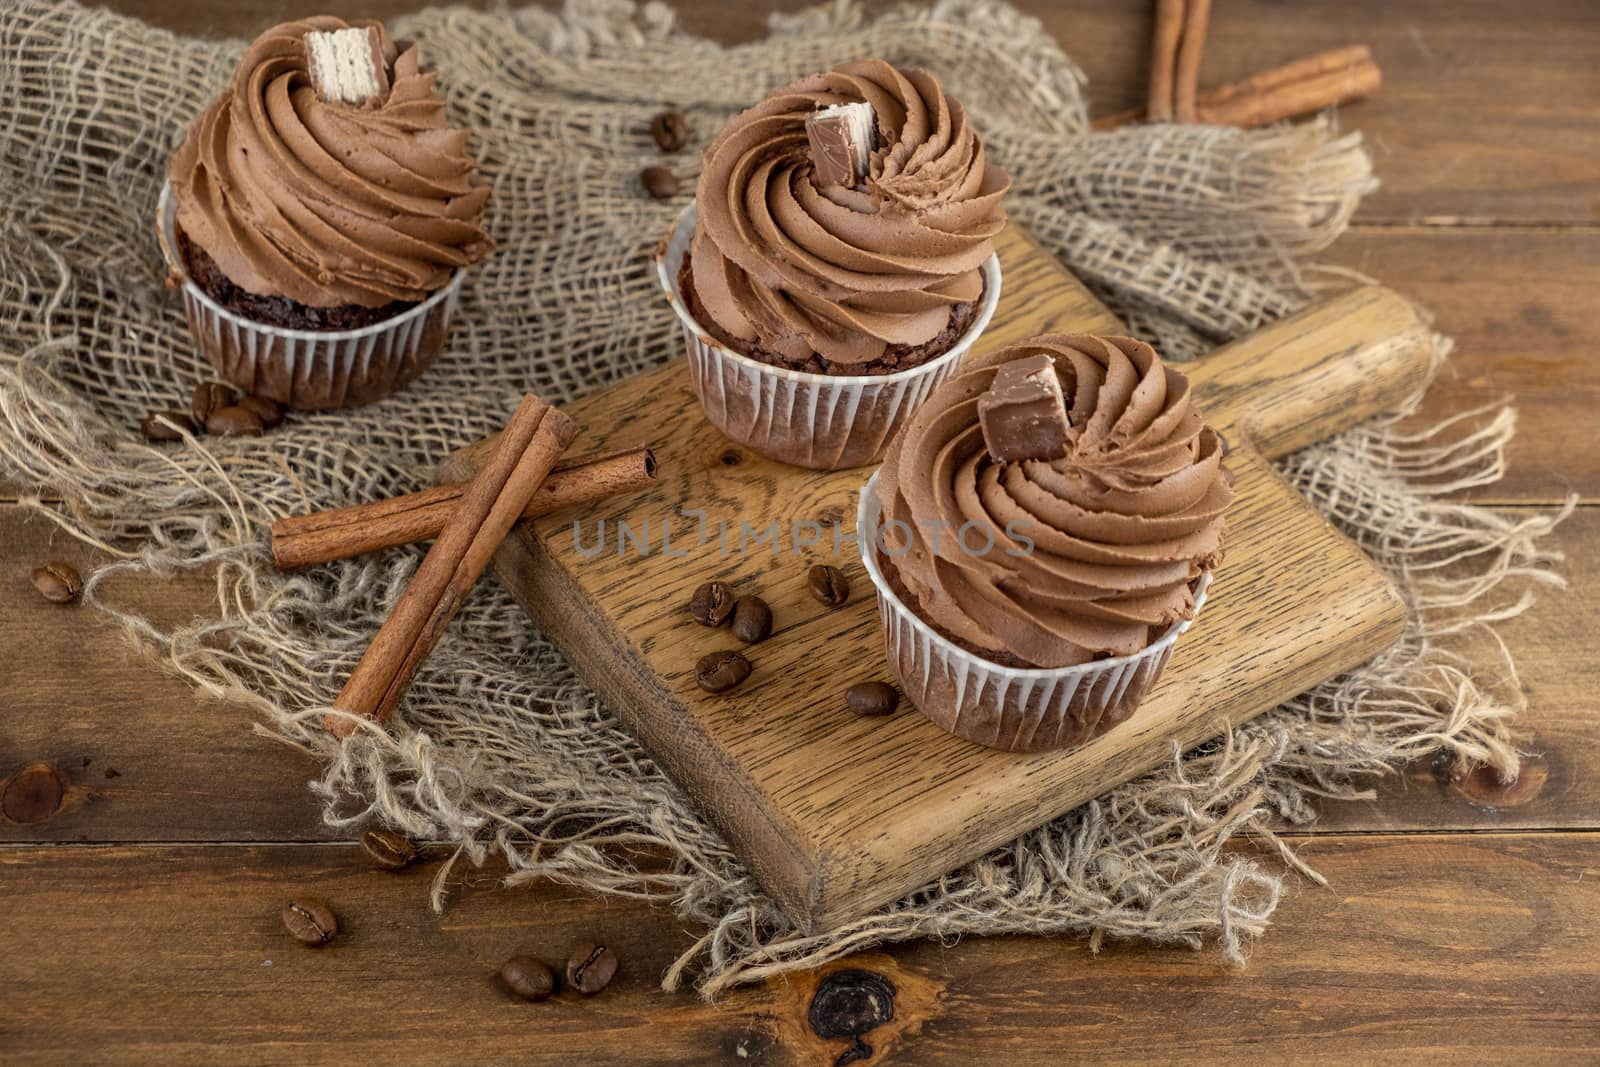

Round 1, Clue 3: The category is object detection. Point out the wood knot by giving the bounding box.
[2,763,69,823]
[808,968,895,1066]
[1435,751,1549,810]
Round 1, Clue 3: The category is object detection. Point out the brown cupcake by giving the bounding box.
[159,17,493,408]
[859,333,1234,751]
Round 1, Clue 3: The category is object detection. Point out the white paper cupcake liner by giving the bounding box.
[157,184,464,410]
[654,203,1002,470]
[857,475,1212,753]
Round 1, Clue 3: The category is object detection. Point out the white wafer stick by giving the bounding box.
[305,27,390,106]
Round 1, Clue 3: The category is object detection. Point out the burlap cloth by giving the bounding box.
[0,0,1570,996]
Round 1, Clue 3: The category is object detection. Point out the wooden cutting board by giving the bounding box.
[441,226,1435,932]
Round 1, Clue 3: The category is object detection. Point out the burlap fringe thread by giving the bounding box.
[0,0,1570,997]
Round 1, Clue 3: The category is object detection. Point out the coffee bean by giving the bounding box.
[282,898,338,946]
[31,561,82,604]
[237,394,285,430]
[808,564,850,608]
[565,942,618,996]
[191,380,238,426]
[140,409,194,442]
[649,111,690,152]
[689,580,736,627]
[846,681,899,717]
[731,595,772,644]
[500,955,556,1001]
[695,650,751,694]
[641,166,679,200]
[206,405,265,437]
[359,828,418,871]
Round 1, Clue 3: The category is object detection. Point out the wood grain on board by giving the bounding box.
[1,835,1596,1065]
[441,226,1436,930]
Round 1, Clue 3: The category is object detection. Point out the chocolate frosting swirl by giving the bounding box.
[875,334,1233,667]
[690,59,1009,366]
[169,17,493,308]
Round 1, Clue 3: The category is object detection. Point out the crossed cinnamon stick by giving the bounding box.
[1102,0,1381,131]
[325,395,578,737]
[271,447,655,571]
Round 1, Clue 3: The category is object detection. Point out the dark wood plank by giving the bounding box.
[0,511,335,841]
[2,834,1596,1064]
[93,0,1600,224]
[1326,227,1598,504]
[1311,505,1599,833]
[1095,0,1600,225]
[4,498,1591,845]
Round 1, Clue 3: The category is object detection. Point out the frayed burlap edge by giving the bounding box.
[0,0,1572,998]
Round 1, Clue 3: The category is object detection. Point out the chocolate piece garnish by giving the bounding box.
[689,60,1009,368]
[304,26,390,107]
[805,102,876,188]
[976,352,1071,462]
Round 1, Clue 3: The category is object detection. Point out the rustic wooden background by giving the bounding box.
[4,1,1596,1062]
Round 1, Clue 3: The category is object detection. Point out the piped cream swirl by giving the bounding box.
[875,334,1233,667]
[168,17,493,308]
[690,59,1009,365]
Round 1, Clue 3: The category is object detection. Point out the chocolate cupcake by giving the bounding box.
[858,334,1234,752]
[655,59,1008,469]
[158,17,493,409]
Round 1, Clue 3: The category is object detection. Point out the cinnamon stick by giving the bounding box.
[1146,0,1186,122]
[1198,55,1381,127]
[271,447,656,571]
[1094,46,1381,130]
[1171,0,1213,122]
[325,395,578,737]
[1200,44,1372,107]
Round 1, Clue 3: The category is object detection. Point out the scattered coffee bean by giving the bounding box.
[237,394,285,430]
[641,165,679,200]
[690,580,736,627]
[191,380,238,426]
[565,942,618,996]
[140,409,194,442]
[500,955,556,1002]
[206,405,265,437]
[808,564,850,608]
[731,595,772,644]
[649,111,690,152]
[30,561,82,604]
[695,649,752,694]
[359,828,418,871]
[282,897,338,946]
[846,681,899,717]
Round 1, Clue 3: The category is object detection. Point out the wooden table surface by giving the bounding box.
[5,1,1596,1062]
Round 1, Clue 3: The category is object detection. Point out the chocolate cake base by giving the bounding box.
[177,227,416,332]
[678,259,982,376]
